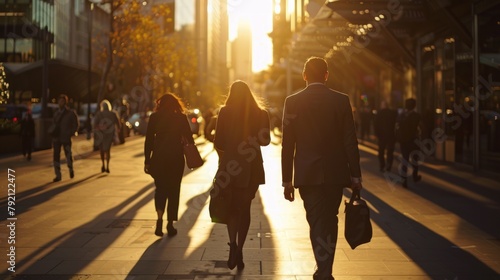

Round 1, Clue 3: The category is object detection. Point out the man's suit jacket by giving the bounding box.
[52,107,79,143]
[281,84,361,187]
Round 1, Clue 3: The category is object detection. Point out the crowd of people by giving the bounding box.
[27,56,428,279]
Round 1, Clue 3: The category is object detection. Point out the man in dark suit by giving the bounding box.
[374,101,398,172]
[51,94,79,182]
[281,57,363,280]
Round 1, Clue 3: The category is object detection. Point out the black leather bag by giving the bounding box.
[344,189,372,249]
[209,179,232,224]
[182,136,204,169]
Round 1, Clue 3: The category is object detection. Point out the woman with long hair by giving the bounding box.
[93,99,121,173]
[144,93,194,237]
[214,80,270,270]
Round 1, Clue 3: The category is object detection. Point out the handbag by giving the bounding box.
[344,188,372,249]
[182,136,204,169]
[209,178,232,224]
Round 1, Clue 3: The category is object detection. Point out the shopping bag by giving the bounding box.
[182,137,204,169]
[344,188,372,249]
[209,179,232,224]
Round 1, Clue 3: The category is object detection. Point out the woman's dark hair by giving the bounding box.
[155,93,186,114]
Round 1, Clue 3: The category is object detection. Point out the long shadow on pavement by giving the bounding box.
[0,182,155,276]
[126,188,212,277]
[358,146,499,278]
[0,173,104,220]
[362,186,499,278]
[360,148,500,242]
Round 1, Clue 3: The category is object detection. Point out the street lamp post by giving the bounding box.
[87,1,94,140]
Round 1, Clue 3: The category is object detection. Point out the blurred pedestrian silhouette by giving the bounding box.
[20,112,35,161]
[374,101,398,172]
[396,98,422,188]
[359,102,372,141]
[213,80,270,270]
[93,99,121,173]
[118,98,130,143]
[51,94,79,182]
[281,57,363,280]
[144,93,195,237]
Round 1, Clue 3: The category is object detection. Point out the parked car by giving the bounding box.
[0,104,28,135]
[187,109,202,136]
[31,103,59,119]
[126,111,152,135]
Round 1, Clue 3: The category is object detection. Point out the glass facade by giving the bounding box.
[418,3,500,172]
[0,0,55,63]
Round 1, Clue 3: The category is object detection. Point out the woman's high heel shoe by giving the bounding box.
[154,220,163,237]
[227,242,237,270]
[237,250,245,270]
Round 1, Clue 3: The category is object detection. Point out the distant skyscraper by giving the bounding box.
[231,21,252,83]
[195,0,229,97]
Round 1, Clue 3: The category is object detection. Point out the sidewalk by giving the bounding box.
[0,135,499,279]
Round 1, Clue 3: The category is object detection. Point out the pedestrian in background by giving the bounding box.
[144,93,195,237]
[20,112,35,161]
[93,99,121,173]
[214,80,270,270]
[395,98,422,188]
[51,94,79,182]
[374,100,398,172]
[281,57,363,280]
[359,101,372,141]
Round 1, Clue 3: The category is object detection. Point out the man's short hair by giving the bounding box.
[59,94,68,103]
[405,98,416,110]
[303,57,328,82]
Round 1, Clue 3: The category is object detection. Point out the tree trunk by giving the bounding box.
[97,3,117,104]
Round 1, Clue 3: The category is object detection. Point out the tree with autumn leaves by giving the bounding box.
[95,0,198,112]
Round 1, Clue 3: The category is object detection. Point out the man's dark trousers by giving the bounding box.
[378,137,395,171]
[53,140,73,179]
[299,183,344,280]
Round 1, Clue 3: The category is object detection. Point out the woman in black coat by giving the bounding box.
[214,80,270,270]
[144,93,194,237]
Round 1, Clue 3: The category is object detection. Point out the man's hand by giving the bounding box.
[283,182,295,202]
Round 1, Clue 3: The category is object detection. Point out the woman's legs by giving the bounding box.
[155,165,182,236]
[154,178,168,236]
[100,150,105,172]
[105,150,111,172]
[226,184,258,269]
[165,182,180,236]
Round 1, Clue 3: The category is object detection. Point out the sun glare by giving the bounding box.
[228,0,273,73]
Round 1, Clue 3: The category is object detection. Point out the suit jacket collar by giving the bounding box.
[307,82,326,87]
[303,83,327,93]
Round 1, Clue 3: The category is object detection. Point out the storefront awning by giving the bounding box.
[4,59,100,101]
